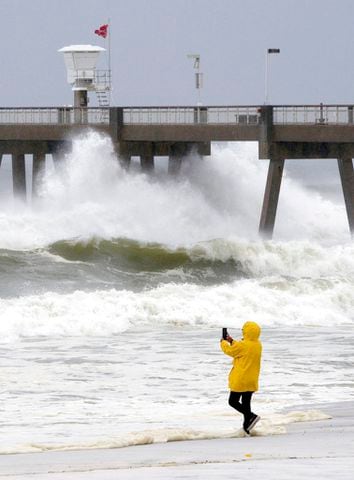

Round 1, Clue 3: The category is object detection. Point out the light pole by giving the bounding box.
[187,54,203,105]
[265,48,280,104]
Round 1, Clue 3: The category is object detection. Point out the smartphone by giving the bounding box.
[222,328,228,340]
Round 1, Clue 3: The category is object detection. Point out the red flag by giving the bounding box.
[94,24,108,38]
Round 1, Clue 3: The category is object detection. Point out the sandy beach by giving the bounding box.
[0,401,353,479]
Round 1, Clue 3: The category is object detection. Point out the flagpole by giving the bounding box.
[108,17,111,95]
[94,22,111,104]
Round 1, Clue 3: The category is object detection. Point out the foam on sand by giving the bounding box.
[0,403,352,480]
[0,409,330,454]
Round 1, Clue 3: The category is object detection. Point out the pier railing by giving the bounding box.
[0,108,110,125]
[1,105,354,126]
[122,106,260,124]
[273,105,354,124]
[0,106,260,125]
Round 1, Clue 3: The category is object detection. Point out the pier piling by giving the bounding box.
[337,157,354,234]
[120,154,131,169]
[168,156,182,175]
[32,152,46,199]
[141,155,154,172]
[140,143,154,172]
[259,157,285,238]
[12,153,27,201]
[168,143,189,175]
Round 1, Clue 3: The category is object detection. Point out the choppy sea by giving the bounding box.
[0,133,353,453]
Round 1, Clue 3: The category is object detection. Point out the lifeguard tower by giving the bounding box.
[58,44,111,116]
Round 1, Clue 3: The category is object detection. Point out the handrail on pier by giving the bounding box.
[0,107,109,125]
[273,104,354,125]
[122,106,260,125]
[1,105,354,126]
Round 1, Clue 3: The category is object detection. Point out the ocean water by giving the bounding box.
[0,132,353,454]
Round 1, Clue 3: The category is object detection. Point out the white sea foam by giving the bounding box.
[0,273,353,340]
[0,132,350,251]
[0,410,330,454]
[190,238,354,279]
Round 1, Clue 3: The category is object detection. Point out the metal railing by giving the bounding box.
[121,105,354,125]
[1,105,354,126]
[122,106,260,124]
[123,107,195,124]
[0,108,110,124]
[273,105,354,125]
[71,70,111,92]
[0,106,261,126]
[94,70,111,91]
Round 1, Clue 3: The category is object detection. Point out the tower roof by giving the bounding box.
[58,44,106,53]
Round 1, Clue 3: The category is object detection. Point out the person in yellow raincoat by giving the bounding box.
[220,321,262,434]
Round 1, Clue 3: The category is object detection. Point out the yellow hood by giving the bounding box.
[242,321,261,341]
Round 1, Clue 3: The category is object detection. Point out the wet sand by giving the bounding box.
[1,402,353,479]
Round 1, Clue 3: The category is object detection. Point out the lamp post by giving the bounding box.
[187,53,204,123]
[265,48,280,104]
[187,54,203,105]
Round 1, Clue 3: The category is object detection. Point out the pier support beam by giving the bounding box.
[337,157,354,234]
[50,142,72,170]
[141,155,154,172]
[120,154,131,170]
[12,153,27,201]
[168,144,187,175]
[52,153,60,170]
[139,143,154,172]
[111,142,130,170]
[32,152,46,199]
[259,157,285,239]
[168,156,182,175]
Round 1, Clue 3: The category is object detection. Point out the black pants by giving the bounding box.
[228,391,254,422]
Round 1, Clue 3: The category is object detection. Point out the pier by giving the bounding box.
[1,103,354,238]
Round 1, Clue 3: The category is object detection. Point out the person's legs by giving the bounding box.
[229,391,253,418]
[229,391,259,433]
[242,392,260,432]
[228,391,244,415]
[241,391,253,423]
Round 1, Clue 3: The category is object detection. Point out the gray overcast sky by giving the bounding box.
[1,0,353,188]
[1,0,354,107]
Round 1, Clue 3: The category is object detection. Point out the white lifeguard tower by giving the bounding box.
[58,44,111,109]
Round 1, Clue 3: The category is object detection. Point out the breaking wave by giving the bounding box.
[0,131,350,251]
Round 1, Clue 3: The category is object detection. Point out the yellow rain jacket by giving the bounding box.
[220,321,262,392]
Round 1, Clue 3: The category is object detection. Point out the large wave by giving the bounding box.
[0,131,349,250]
[45,236,354,279]
[1,132,352,339]
[1,236,353,303]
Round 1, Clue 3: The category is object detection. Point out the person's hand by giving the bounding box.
[220,334,233,343]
